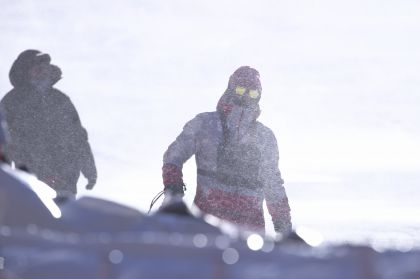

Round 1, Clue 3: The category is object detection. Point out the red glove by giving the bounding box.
[162,163,185,196]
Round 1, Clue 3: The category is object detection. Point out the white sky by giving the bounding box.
[1,0,419,239]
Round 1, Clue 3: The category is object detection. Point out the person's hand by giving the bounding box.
[164,184,185,197]
[162,163,186,196]
[274,219,292,237]
[159,184,185,209]
[161,192,182,206]
[85,178,96,190]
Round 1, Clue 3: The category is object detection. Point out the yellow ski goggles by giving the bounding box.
[234,86,260,99]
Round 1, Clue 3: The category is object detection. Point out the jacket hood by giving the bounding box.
[217,66,262,119]
[9,49,61,89]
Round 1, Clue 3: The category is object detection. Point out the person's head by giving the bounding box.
[9,49,62,90]
[226,66,262,106]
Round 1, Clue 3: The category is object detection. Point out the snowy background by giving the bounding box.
[1,0,419,245]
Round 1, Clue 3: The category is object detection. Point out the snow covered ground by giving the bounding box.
[0,0,419,247]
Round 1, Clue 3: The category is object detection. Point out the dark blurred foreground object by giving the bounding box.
[2,186,420,279]
[0,161,61,229]
[0,49,97,199]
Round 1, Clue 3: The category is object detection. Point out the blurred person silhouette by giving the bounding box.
[162,66,291,235]
[1,49,97,200]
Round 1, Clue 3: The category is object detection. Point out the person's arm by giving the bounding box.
[79,128,97,189]
[64,96,97,189]
[162,115,201,195]
[259,127,292,235]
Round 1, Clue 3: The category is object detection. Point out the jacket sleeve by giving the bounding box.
[79,128,97,182]
[64,97,97,182]
[163,115,201,174]
[162,116,202,195]
[259,127,292,234]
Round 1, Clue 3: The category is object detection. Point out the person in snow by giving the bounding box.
[0,49,97,200]
[162,66,291,234]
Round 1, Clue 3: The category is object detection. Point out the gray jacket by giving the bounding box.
[164,101,291,233]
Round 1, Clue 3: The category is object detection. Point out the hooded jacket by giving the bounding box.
[163,87,291,233]
[0,50,97,195]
